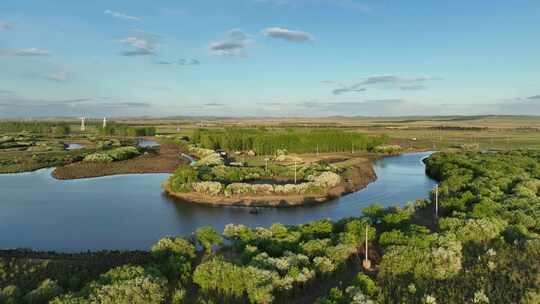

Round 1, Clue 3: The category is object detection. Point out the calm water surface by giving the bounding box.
[137,138,160,148]
[66,143,84,150]
[0,152,435,252]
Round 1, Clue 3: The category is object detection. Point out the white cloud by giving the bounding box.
[209,29,251,57]
[118,36,156,56]
[0,48,51,57]
[45,71,67,82]
[327,75,441,94]
[358,75,440,85]
[178,58,200,66]
[0,21,12,30]
[105,10,141,21]
[263,27,314,42]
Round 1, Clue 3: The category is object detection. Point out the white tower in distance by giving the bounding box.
[80,117,86,132]
[103,117,107,129]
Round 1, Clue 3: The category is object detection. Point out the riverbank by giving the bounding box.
[52,143,185,180]
[164,156,377,207]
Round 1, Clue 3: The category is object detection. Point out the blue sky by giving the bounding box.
[0,0,539,118]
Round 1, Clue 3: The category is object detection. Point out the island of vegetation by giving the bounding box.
[1,149,539,303]
[164,129,393,207]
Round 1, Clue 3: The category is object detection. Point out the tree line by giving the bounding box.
[100,124,156,137]
[191,128,389,155]
[0,122,71,135]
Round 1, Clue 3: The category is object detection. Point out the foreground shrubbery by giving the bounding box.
[194,219,373,303]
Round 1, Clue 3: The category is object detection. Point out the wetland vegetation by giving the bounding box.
[1,116,540,303]
[2,148,540,303]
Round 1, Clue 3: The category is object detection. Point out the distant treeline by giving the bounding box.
[192,128,389,155]
[426,126,488,131]
[100,124,156,137]
[0,122,71,135]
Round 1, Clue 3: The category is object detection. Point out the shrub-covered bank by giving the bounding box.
[164,145,377,207]
[52,143,185,180]
[1,217,376,304]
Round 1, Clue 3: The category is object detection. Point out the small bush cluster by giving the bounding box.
[372,145,402,154]
[83,146,140,163]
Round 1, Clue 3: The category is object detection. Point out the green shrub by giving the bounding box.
[169,166,200,192]
[24,279,63,304]
[0,285,21,304]
[106,146,140,161]
[83,153,113,163]
[195,226,223,254]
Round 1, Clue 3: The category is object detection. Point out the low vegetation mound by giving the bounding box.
[84,146,140,163]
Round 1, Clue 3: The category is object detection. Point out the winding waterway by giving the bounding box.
[0,151,435,252]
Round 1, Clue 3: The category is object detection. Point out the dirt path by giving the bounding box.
[52,143,185,180]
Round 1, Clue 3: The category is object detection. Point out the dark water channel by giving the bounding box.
[0,152,435,252]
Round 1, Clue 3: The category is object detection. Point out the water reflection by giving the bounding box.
[137,138,160,148]
[0,152,435,252]
[66,143,84,150]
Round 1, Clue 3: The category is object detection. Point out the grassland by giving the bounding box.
[147,115,540,151]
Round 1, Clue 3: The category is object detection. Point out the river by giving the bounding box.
[0,151,435,252]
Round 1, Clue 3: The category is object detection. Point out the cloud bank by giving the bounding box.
[0,95,154,118]
[328,75,441,95]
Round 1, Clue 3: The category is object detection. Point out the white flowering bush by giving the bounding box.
[83,153,113,163]
[346,286,376,304]
[473,290,490,303]
[423,294,438,304]
[313,256,336,274]
[191,182,223,196]
[313,171,341,188]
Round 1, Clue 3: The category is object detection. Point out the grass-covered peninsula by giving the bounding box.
[164,128,391,207]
